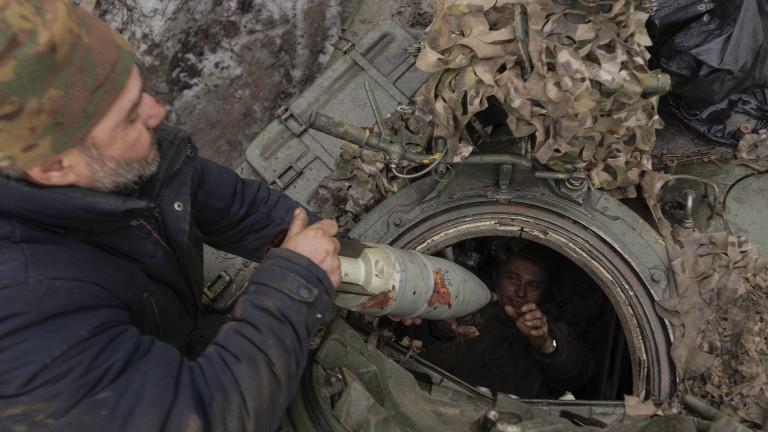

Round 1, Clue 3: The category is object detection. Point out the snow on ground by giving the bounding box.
[97,0,352,168]
[95,0,434,168]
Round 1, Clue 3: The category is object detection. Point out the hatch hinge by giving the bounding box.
[270,149,314,190]
[275,105,309,137]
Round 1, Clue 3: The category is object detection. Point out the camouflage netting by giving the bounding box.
[665,229,768,426]
[316,0,668,223]
[313,106,433,229]
[413,0,667,198]
[643,173,768,426]
[312,143,401,230]
[736,130,768,171]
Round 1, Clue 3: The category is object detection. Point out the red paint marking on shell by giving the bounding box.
[428,268,452,308]
[362,289,395,310]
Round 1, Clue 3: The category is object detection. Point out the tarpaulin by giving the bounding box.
[650,0,768,144]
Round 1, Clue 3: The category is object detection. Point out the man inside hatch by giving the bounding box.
[0,1,340,430]
[416,245,594,398]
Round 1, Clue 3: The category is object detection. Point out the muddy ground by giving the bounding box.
[96,0,433,169]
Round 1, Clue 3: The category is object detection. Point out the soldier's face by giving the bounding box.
[26,66,167,192]
[495,257,546,310]
[88,66,166,161]
[70,66,167,191]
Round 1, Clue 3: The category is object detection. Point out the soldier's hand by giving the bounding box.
[504,303,552,353]
[389,316,422,326]
[280,208,342,288]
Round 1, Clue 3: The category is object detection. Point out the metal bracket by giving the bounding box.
[270,149,314,190]
[554,176,588,204]
[203,271,234,311]
[272,165,301,190]
[364,81,387,136]
[406,41,422,55]
[332,38,409,104]
[275,105,308,136]
[498,164,514,190]
[680,190,696,229]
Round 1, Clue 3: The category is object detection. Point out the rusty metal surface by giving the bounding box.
[428,268,452,307]
[653,114,736,167]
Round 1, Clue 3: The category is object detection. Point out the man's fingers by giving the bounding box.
[329,270,341,287]
[286,208,309,239]
[525,319,544,328]
[389,316,422,326]
[280,212,341,288]
[308,219,339,237]
[326,255,342,287]
[504,305,519,319]
[523,310,543,320]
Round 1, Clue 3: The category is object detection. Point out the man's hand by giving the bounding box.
[389,316,422,326]
[280,208,341,288]
[504,303,553,353]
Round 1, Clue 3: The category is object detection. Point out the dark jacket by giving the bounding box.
[0,125,333,431]
[419,303,594,398]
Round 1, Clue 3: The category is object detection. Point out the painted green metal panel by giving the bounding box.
[244,21,429,208]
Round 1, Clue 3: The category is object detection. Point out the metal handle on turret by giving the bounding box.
[308,111,430,164]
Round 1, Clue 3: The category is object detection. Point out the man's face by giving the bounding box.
[28,65,168,192]
[495,257,547,311]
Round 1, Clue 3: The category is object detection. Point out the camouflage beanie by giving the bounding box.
[0,0,136,170]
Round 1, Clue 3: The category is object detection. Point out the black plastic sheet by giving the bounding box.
[650,0,768,144]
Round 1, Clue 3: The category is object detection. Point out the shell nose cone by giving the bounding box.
[421,255,492,319]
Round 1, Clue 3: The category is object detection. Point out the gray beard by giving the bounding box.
[81,140,160,193]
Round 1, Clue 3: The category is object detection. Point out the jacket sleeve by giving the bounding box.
[530,322,594,396]
[190,156,320,260]
[0,249,333,432]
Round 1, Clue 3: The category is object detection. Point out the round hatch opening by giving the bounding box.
[382,201,672,400]
[289,189,675,431]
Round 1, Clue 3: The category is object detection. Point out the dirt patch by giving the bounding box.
[393,0,434,29]
[342,0,434,44]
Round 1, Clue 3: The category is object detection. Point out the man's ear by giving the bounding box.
[24,154,82,187]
